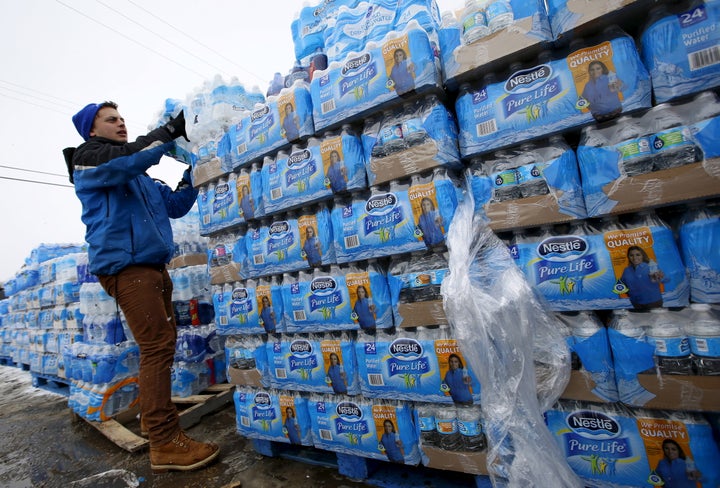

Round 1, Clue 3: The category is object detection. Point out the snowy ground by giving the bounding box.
[0,365,364,488]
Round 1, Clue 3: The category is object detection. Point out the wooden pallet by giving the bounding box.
[78,383,234,452]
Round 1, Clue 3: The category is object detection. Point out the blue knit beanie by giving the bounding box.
[72,103,102,141]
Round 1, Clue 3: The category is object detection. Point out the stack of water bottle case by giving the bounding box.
[154,0,720,485]
[1,244,87,381]
[0,209,226,423]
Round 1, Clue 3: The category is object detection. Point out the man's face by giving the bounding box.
[90,106,127,142]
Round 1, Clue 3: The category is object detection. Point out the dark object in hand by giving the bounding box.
[166,111,189,142]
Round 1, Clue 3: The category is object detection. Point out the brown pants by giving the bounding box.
[98,265,179,447]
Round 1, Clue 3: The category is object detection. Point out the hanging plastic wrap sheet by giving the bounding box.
[441,192,581,487]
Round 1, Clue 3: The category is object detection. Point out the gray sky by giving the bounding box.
[0,0,463,282]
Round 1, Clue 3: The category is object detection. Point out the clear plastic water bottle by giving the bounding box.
[457,404,486,451]
[414,251,448,302]
[435,404,463,451]
[580,126,608,148]
[515,143,549,198]
[379,109,406,155]
[648,103,698,171]
[687,303,720,375]
[440,10,462,46]
[689,90,720,124]
[488,152,521,202]
[461,0,490,44]
[556,313,580,370]
[486,0,514,33]
[267,72,285,97]
[560,311,600,370]
[401,102,428,147]
[598,214,624,233]
[647,308,693,375]
[416,403,439,447]
[612,116,654,176]
[387,253,408,304]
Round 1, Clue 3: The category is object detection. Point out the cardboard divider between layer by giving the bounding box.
[601,160,720,216]
[368,141,442,186]
[192,157,224,188]
[634,374,720,411]
[396,301,448,328]
[422,446,488,476]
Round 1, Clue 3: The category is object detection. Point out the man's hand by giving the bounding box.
[166,111,189,142]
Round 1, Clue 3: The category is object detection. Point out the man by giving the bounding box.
[63,101,219,472]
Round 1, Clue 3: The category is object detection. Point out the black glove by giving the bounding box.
[165,110,189,142]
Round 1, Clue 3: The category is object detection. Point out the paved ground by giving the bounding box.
[0,365,368,488]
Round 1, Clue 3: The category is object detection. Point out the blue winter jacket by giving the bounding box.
[71,127,198,276]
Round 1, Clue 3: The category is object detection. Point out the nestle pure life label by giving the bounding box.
[311,24,440,131]
[407,179,459,249]
[455,34,651,157]
[255,281,284,334]
[547,405,653,486]
[546,402,720,487]
[266,335,359,395]
[226,284,264,335]
[213,282,272,335]
[264,146,329,215]
[246,210,335,277]
[516,224,689,311]
[211,178,238,229]
[332,190,426,263]
[233,388,312,445]
[227,85,314,170]
[308,397,420,464]
[355,335,481,403]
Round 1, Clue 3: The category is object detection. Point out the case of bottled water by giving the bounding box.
[361,95,463,186]
[456,29,651,157]
[234,386,313,445]
[307,395,421,464]
[577,91,720,217]
[439,0,551,82]
[310,22,442,132]
[546,400,720,487]
[641,1,720,103]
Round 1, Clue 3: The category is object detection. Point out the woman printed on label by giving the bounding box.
[443,353,473,405]
[282,102,300,142]
[326,149,347,193]
[302,225,322,267]
[581,60,624,122]
[326,352,347,394]
[654,438,701,488]
[417,197,445,248]
[259,295,276,333]
[389,48,416,95]
[284,406,302,445]
[239,184,255,220]
[620,245,665,310]
[380,419,404,463]
[353,284,377,330]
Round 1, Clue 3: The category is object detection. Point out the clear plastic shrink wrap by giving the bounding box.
[441,191,581,487]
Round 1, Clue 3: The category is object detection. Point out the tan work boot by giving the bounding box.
[150,431,220,473]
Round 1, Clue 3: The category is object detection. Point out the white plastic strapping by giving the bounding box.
[441,191,582,488]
